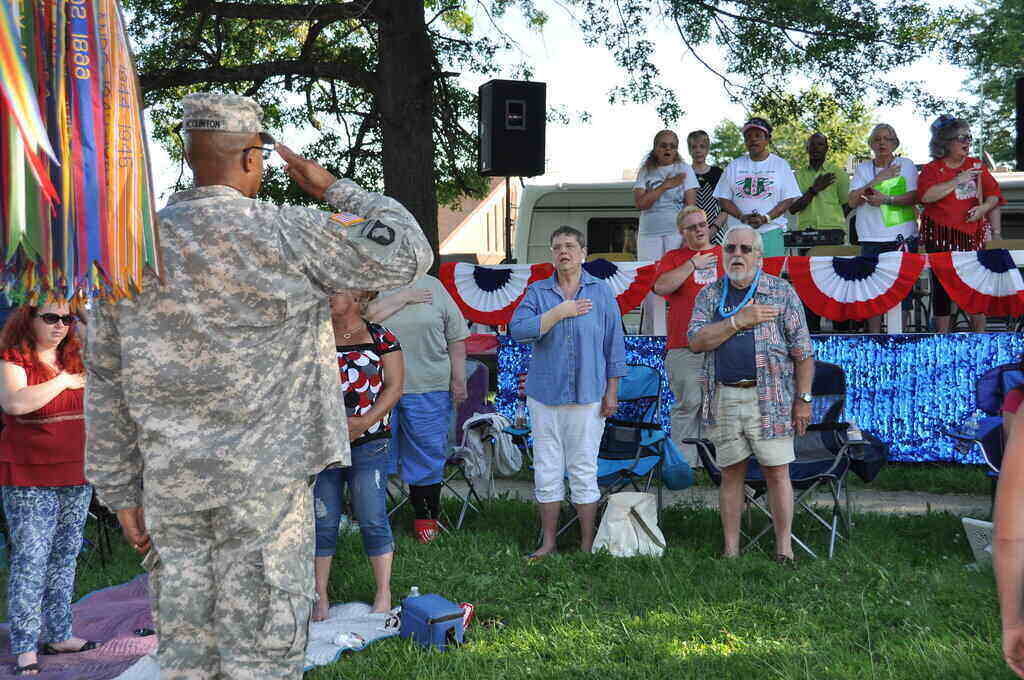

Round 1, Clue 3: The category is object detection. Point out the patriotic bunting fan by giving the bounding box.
[439,262,546,326]
[762,256,787,277]
[438,259,657,325]
[787,252,926,321]
[929,250,1024,317]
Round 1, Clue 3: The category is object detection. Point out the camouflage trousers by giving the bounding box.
[144,478,314,679]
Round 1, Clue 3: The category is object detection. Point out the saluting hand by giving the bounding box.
[277,144,338,201]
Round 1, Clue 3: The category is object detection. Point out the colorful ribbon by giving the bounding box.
[0,0,159,304]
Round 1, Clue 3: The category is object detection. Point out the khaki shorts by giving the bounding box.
[707,385,795,469]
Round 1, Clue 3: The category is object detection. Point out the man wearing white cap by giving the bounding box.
[713,117,802,257]
[85,92,432,678]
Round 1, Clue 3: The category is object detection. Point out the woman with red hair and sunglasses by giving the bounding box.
[0,301,96,676]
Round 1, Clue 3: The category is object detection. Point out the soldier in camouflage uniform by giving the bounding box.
[84,93,432,679]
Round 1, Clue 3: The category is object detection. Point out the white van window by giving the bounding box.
[587,217,638,259]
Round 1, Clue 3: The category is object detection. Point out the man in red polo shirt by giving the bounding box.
[654,206,724,466]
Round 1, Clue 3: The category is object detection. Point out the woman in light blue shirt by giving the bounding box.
[509,225,626,558]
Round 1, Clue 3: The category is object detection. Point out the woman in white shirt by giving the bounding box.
[633,130,698,335]
[847,124,919,333]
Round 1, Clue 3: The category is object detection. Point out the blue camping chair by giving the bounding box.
[948,362,1024,503]
[691,361,863,559]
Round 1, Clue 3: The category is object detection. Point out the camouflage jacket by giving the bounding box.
[85,180,432,518]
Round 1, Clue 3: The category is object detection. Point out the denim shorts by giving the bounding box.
[313,439,393,557]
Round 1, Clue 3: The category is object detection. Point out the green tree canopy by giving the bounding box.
[945,0,1023,166]
[127,0,964,265]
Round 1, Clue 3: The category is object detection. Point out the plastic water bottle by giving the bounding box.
[514,401,526,428]
[847,420,863,443]
[409,585,421,598]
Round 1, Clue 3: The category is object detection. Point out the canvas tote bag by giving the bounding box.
[593,492,666,557]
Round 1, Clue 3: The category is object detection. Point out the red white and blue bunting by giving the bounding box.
[787,252,926,321]
[438,259,657,326]
[929,249,1024,317]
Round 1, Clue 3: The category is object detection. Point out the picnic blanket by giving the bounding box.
[0,574,400,678]
[0,574,155,679]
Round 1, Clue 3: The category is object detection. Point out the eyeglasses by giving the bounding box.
[682,221,708,232]
[954,134,973,144]
[872,136,898,144]
[724,244,756,255]
[36,313,77,326]
[243,146,274,160]
[551,243,581,252]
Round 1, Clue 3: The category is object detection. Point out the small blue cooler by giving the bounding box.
[399,593,464,650]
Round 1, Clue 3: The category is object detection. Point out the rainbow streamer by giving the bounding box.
[0,0,159,304]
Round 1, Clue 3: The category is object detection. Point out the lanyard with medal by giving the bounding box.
[718,268,761,321]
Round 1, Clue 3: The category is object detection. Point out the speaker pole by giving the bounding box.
[1017,76,1024,171]
[504,176,513,264]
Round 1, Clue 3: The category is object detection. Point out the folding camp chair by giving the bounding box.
[555,364,669,538]
[82,494,116,567]
[948,362,1024,507]
[692,361,861,558]
[387,362,492,529]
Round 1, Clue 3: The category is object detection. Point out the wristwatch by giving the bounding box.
[798,392,813,403]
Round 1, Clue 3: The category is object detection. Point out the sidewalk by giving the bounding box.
[446,478,992,516]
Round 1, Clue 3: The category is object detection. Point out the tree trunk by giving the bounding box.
[376,0,439,275]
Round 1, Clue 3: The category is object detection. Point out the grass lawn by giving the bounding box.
[2,494,1006,680]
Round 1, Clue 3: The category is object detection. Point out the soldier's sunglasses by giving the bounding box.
[243,146,274,160]
[36,313,77,326]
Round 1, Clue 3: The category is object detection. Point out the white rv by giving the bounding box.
[514,174,1024,265]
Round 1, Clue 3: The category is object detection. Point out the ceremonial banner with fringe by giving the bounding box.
[0,0,159,304]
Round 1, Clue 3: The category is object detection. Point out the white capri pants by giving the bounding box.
[637,231,683,336]
[528,397,604,504]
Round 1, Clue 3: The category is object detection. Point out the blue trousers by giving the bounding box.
[388,391,452,486]
[2,484,91,654]
[314,439,393,558]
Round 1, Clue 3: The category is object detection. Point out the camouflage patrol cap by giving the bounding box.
[181,92,275,144]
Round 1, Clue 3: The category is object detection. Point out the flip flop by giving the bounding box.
[40,640,100,655]
[525,551,554,563]
[14,662,41,676]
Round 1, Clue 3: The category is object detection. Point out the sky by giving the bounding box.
[147,2,977,199]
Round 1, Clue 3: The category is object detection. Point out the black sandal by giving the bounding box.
[40,640,99,655]
[14,662,41,675]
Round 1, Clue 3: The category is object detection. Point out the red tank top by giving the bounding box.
[0,349,86,486]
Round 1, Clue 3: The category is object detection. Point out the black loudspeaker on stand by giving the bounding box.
[478,79,546,177]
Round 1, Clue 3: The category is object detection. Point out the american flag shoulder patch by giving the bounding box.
[329,212,366,227]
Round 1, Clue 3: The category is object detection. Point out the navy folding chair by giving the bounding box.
[948,362,1024,504]
[692,361,860,559]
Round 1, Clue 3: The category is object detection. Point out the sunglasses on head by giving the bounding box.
[37,313,77,326]
[724,244,755,254]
